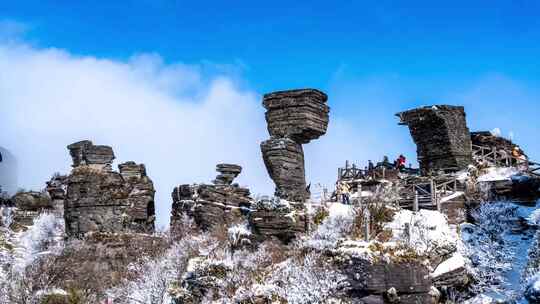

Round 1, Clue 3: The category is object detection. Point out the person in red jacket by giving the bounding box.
[397,154,406,171]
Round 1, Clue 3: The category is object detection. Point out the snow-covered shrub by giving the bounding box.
[350,185,399,241]
[460,202,521,294]
[228,221,252,251]
[266,252,346,304]
[108,235,203,304]
[13,212,64,272]
[304,203,354,251]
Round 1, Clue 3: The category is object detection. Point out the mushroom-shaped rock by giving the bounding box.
[263,88,329,144]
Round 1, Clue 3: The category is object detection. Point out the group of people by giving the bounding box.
[366,154,408,172]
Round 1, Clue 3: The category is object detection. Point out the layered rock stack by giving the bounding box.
[64,141,156,237]
[260,89,330,202]
[68,140,116,171]
[170,164,252,235]
[397,105,472,175]
[46,174,68,213]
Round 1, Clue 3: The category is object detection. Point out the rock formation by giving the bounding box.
[68,140,116,170]
[170,164,252,235]
[6,191,53,230]
[260,89,330,202]
[248,197,308,243]
[397,105,472,175]
[64,141,155,237]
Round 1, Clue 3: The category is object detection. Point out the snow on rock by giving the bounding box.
[384,209,458,255]
[431,252,466,278]
[334,240,374,261]
[477,167,519,182]
[462,294,496,304]
[440,191,465,203]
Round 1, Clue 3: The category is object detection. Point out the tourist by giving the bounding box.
[397,154,406,171]
[340,182,351,205]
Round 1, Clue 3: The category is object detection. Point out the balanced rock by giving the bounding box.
[397,105,472,175]
[260,88,330,203]
[64,141,155,237]
[263,89,329,144]
[261,138,307,202]
[213,163,242,185]
[67,140,115,170]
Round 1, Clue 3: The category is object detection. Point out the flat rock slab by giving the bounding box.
[263,88,329,144]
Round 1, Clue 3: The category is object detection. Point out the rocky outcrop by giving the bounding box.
[170,164,252,235]
[397,105,472,175]
[64,141,155,237]
[260,89,330,202]
[8,191,53,229]
[68,140,115,170]
[46,174,68,212]
[248,197,308,243]
[340,255,437,304]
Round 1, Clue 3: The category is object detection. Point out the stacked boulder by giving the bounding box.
[170,164,252,235]
[260,89,330,202]
[397,105,472,175]
[64,140,156,237]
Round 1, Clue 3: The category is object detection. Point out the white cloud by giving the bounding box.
[0,42,272,226]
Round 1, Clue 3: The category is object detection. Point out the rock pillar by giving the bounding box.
[397,105,472,175]
[261,89,330,202]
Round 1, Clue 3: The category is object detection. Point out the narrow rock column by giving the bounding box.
[260,89,330,202]
[397,105,472,175]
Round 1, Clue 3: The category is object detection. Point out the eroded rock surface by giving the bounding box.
[397,105,472,175]
[261,138,307,202]
[263,89,330,144]
[64,141,155,237]
[170,164,252,235]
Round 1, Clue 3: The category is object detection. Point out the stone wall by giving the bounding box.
[64,141,155,237]
[260,89,330,202]
[397,105,472,175]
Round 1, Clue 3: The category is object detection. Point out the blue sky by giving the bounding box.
[3,1,540,92]
[1,1,539,225]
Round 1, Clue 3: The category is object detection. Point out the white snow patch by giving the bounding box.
[477,167,519,182]
[384,209,457,254]
[431,252,466,278]
[440,191,465,203]
[327,203,353,219]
